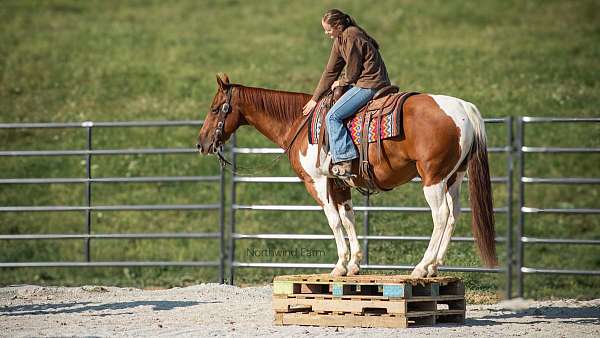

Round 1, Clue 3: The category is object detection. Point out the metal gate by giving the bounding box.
[1,117,599,297]
[0,121,225,283]
[516,117,600,297]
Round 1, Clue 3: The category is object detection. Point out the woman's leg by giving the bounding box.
[326,86,377,164]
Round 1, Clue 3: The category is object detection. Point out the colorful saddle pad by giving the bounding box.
[308,91,417,145]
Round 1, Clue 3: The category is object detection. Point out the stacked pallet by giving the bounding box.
[273,274,465,328]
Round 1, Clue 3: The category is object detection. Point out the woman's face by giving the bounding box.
[322,20,342,39]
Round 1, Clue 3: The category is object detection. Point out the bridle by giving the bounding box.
[204,84,313,172]
[211,86,234,148]
[209,86,234,166]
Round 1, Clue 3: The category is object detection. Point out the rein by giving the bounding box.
[220,113,312,177]
[283,113,312,154]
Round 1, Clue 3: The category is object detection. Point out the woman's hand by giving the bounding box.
[331,80,340,90]
[302,99,317,116]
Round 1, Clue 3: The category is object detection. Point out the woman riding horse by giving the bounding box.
[197,11,496,278]
[302,9,391,178]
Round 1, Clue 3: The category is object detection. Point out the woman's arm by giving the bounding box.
[311,41,345,102]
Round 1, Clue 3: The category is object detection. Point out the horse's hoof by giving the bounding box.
[346,264,360,276]
[330,265,347,277]
[410,267,427,278]
[426,265,438,277]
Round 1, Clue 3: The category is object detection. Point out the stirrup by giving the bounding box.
[333,172,357,179]
[331,161,356,178]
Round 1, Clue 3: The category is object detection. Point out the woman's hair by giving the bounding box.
[322,9,380,50]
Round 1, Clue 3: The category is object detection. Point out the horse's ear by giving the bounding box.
[216,73,230,89]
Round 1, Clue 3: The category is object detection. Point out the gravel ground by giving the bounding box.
[0,284,598,337]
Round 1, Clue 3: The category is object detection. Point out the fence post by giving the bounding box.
[84,122,93,262]
[506,116,514,299]
[516,117,525,297]
[219,164,225,284]
[228,135,237,285]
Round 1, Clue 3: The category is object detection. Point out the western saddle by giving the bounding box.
[321,84,418,195]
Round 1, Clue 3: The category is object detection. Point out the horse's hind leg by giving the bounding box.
[428,170,466,277]
[411,179,451,278]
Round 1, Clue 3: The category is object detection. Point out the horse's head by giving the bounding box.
[197,73,246,155]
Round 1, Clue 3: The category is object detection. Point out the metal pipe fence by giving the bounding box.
[1,117,599,298]
[228,118,515,296]
[0,121,225,283]
[516,117,600,297]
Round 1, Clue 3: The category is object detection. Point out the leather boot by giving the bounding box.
[331,160,354,177]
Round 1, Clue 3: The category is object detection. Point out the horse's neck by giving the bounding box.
[237,86,309,149]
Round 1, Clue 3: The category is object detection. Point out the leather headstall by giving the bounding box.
[212,86,234,149]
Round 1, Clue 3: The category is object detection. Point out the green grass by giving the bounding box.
[0,0,599,299]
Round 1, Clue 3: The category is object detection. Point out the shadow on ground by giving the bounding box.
[0,300,221,316]
[466,306,600,326]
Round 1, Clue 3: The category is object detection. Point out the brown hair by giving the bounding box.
[468,134,497,268]
[323,9,380,50]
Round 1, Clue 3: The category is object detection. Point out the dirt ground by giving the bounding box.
[1,284,598,337]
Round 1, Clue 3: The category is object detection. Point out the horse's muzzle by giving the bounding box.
[196,141,217,155]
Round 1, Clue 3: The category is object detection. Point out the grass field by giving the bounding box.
[0,0,599,299]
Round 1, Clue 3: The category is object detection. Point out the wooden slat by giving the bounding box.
[274,274,460,285]
[274,282,463,298]
[273,297,409,314]
[437,309,466,316]
[272,281,298,295]
[274,293,465,302]
[273,275,463,298]
[275,312,410,328]
[274,310,465,328]
[382,283,412,298]
[408,295,465,302]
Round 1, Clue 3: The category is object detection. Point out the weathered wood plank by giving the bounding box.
[274,293,465,302]
[273,275,463,298]
[274,274,460,285]
[274,312,410,328]
[273,297,408,314]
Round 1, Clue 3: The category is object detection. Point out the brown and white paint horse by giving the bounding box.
[197,73,496,278]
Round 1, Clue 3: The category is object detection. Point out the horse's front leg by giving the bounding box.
[322,196,349,277]
[299,144,357,276]
[332,185,362,276]
[302,177,347,275]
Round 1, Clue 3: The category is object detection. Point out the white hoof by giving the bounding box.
[330,265,347,277]
[346,263,360,276]
[427,264,438,277]
[410,267,427,278]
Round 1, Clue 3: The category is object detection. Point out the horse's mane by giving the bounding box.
[234,85,311,124]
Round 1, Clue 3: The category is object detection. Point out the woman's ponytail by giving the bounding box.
[323,9,380,50]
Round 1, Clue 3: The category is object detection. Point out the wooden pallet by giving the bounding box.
[273,274,465,328]
[273,274,464,298]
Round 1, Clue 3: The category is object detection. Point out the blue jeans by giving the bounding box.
[326,86,377,163]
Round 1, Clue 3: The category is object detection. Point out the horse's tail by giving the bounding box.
[463,101,497,268]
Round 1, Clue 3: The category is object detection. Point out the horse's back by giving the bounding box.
[401,93,476,184]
